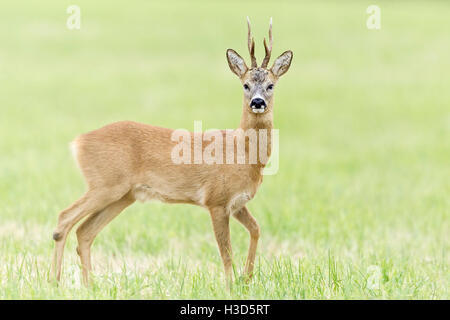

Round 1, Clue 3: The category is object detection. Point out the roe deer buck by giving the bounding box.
[51,17,292,286]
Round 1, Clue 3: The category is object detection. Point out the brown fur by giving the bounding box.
[51,19,292,286]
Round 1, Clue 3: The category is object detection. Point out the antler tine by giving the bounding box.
[247,16,257,68]
[261,17,273,68]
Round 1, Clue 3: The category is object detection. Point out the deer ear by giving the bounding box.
[226,49,248,77]
[271,50,293,78]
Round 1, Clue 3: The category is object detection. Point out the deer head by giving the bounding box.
[226,17,293,115]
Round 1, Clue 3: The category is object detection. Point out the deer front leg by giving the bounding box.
[209,206,233,285]
[233,206,260,280]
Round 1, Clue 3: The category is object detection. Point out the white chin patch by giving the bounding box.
[251,107,265,114]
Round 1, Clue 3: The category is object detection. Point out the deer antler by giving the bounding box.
[247,16,257,68]
[261,17,273,69]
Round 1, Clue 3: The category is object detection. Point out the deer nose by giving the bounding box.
[251,98,266,109]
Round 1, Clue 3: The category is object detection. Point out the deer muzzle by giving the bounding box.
[250,97,266,113]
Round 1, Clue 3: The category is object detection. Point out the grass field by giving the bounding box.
[0,0,449,299]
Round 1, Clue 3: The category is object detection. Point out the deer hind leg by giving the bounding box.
[209,206,233,286]
[51,185,129,282]
[233,206,260,279]
[76,191,135,286]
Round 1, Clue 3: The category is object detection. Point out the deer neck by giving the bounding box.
[239,108,273,132]
[238,104,274,169]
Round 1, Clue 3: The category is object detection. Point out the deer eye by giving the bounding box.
[243,84,250,91]
[267,84,274,91]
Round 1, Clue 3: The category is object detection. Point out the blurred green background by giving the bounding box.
[0,1,448,298]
